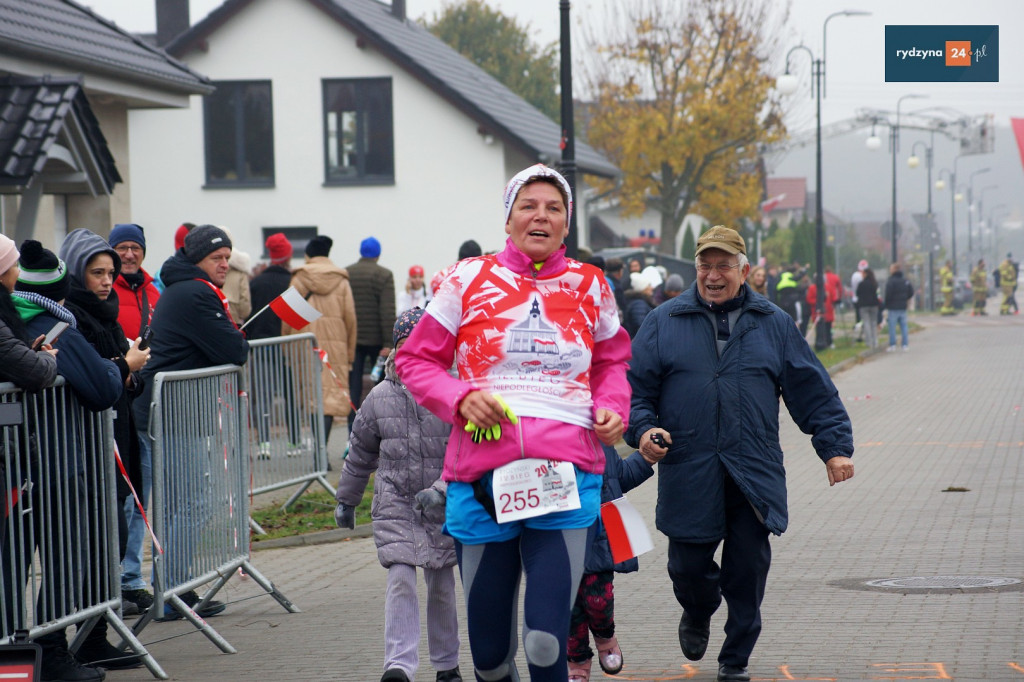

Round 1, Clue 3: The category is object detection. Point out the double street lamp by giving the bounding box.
[908,138,937,309]
[889,93,927,265]
[776,9,869,350]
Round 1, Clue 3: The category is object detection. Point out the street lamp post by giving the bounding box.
[966,167,991,265]
[908,138,936,308]
[988,204,1009,261]
[777,10,869,351]
[559,0,577,258]
[934,168,957,274]
[890,94,927,265]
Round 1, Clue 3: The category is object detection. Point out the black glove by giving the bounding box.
[335,502,355,529]
[414,488,445,512]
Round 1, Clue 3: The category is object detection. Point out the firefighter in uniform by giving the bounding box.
[939,260,955,315]
[970,259,988,316]
[999,256,1017,315]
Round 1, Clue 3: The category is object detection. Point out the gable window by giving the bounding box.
[322,78,394,185]
[203,80,274,187]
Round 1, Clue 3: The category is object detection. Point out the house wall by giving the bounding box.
[128,0,528,280]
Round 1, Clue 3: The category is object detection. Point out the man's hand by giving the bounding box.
[825,456,854,486]
[593,408,623,445]
[640,428,671,464]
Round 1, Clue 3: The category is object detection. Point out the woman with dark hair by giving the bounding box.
[59,228,150,669]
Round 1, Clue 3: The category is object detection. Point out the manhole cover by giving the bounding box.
[830,576,1024,594]
[865,576,1021,589]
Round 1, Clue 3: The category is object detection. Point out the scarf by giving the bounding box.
[11,291,78,328]
[698,285,746,341]
[65,279,128,359]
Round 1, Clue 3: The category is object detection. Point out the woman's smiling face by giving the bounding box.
[505,180,568,262]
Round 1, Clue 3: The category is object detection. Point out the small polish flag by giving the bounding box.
[270,286,323,330]
[760,193,786,214]
[601,496,654,563]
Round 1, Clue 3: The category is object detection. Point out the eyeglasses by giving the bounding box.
[696,262,741,274]
[114,245,143,254]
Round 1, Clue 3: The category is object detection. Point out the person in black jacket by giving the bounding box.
[883,262,913,351]
[854,268,880,350]
[7,241,124,682]
[0,235,57,390]
[246,233,301,448]
[59,228,152,669]
[623,271,656,338]
[134,225,249,621]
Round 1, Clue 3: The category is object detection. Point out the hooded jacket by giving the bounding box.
[60,228,144,495]
[626,283,853,541]
[284,256,357,417]
[335,353,454,569]
[133,250,249,430]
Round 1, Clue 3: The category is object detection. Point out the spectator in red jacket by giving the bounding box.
[109,223,160,341]
[806,277,835,349]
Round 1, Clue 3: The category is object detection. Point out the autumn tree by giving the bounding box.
[424,0,560,120]
[580,0,787,255]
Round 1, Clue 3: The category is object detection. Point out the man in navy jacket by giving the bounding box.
[134,225,249,621]
[625,226,854,682]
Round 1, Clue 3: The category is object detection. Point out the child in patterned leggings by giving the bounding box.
[568,445,662,681]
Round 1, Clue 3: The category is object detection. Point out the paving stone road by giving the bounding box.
[108,302,1024,682]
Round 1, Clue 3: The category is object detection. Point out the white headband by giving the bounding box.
[502,164,573,226]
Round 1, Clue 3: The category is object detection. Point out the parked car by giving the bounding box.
[952,277,972,309]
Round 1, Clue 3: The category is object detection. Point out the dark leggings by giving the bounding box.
[567,570,615,662]
[456,527,587,682]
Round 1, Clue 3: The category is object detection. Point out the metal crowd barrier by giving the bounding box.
[0,378,163,677]
[133,364,298,652]
[245,334,334,521]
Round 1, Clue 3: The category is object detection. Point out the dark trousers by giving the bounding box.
[666,475,771,667]
[347,344,381,430]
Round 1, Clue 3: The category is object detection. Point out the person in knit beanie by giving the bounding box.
[183,225,232,265]
[9,239,124,680]
[305,235,333,259]
[0,234,57,391]
[266,233,293,265]
[334,302,460,682]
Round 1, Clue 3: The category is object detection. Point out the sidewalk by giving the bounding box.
[109,305,1024,682]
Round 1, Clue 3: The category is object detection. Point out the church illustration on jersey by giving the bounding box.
[506,298,560,355]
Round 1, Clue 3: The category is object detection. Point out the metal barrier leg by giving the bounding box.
[249,517,269,536]
[164,593,236,654]
[102,607,168,680]
[280,480,314,511]
[314,474,336,496]
[238,559,300,613]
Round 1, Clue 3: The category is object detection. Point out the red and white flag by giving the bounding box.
[270,286,322,330]
[760,193,786,214]
[601,495,654,563]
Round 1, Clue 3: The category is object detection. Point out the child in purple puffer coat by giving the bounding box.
[335,307,461,682]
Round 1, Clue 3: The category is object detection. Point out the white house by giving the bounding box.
[128,0,617,279]
[0,0,211,247]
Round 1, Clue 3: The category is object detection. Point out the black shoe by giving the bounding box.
[155,589,226,621]
[436,666,462,682]
[677,611,710,661]
[717,663,750,681]
[381,670,410,682]
[41,646,106,682]
[121,588,154,616]
[76,639,145,670]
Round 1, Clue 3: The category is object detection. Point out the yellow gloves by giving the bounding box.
[464,393,519,443]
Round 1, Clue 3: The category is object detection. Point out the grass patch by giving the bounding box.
[251,479,374,542]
